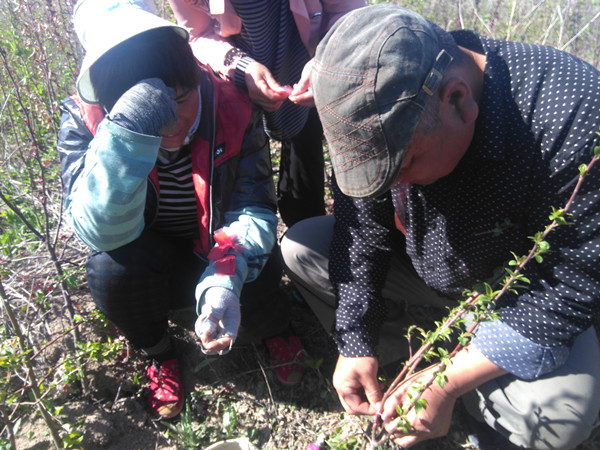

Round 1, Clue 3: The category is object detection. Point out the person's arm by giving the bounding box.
[169,0,291,111]
[330,179,395,357]
[288,0,367,107]
[381,164,599,443]
[472,127,600,380]
[329,178,396,414]
[57,97,96,199]
[320,0,368,37]
[58,79,177,251]
[195,107,278,353]
[196,107,277,297]
[381,345,507,447]
[169,0,241,79]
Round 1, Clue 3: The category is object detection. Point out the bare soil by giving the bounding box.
[12,274,600,450]
[12,272,483,450]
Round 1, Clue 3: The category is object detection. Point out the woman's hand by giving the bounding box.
[195,287,241,355]
[289,59,315,107]
[244,61,292,111]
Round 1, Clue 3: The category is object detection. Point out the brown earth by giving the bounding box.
[11,271,600,450]
[12,272,481,450]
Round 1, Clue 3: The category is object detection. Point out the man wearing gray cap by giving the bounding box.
[281,4,600,448]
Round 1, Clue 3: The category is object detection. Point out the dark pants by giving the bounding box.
[86,229,285,349]
[277,107,326,227]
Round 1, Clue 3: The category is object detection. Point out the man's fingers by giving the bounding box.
[364,383,383,413]
[388,417,419,448]
[338,391,373,415]
[392,433,420,449]
[336,383,381,415]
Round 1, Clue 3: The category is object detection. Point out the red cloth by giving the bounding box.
[207,230,245,276]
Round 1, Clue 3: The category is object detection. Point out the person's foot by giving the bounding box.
[146,359,183,418]
[266,336,306,386]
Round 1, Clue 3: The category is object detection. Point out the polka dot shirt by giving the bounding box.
[330,30,600,380]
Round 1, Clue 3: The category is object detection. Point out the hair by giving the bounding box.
[89,27,200,111]
[417,22,464,136]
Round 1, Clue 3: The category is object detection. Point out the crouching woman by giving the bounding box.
[57,0,279,418]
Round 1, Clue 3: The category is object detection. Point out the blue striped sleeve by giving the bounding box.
[66,119,160,251]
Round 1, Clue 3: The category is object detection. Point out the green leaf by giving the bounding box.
[222,405,237,435]
[397,416,411,433]
[436,373,448,388]
[414,398,428,414]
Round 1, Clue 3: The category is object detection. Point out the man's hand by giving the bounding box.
[244,61,292,111]
[333,354,383,415]
[381,365,456,448]
[108,78,178,136]
[381,346,507,448]
[195,287,241,355]
[289,59,315,107]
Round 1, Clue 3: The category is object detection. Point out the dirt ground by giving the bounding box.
[12,278,600,450]
[12,272,483,450]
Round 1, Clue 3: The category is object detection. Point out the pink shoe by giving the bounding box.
[266,336,306,386]
[146,359,183,418]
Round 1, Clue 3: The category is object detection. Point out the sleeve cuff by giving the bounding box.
[233,56,255,90]
[472,320,570,380]
[336,329,377,358]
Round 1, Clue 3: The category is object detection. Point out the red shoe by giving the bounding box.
[146,359,183,418]
[266,336,306,386]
